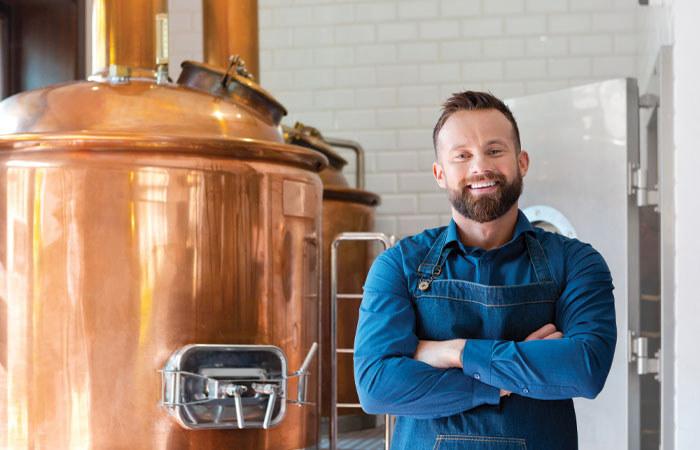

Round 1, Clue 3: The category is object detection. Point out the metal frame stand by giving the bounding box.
[330,232,394,450]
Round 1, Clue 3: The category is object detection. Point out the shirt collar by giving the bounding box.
[445,209,535,254]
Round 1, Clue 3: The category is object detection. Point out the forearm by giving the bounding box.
[415,323,612,400]
[354,352,500,418]
[461,335,614,399]
[355,252,502,418]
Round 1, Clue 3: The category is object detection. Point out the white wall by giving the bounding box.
[636,1,673,92]
[671,0,700,447]
[169,0,641,238]
[169,0,204,75]
[254,0,640,238]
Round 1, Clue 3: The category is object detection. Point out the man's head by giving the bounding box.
[432,91,529,223]
[433,91,521,156]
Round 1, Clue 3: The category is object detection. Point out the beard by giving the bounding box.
[448,170,523,223]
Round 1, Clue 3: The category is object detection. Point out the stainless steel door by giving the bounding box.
[507,78,641,450]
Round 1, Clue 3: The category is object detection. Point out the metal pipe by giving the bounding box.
[385,414,395,450]
[202,0,259,80]
[325,137,366,190]
[300,342,319,373]
[91,0,167,74]
[330,239,340,450]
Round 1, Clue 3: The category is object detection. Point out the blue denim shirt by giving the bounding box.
[354,210,616,447]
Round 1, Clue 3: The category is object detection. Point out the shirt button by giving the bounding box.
[522,388,529,394]
[474,373,480,380]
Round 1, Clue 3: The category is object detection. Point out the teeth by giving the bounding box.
[470,181,497,189]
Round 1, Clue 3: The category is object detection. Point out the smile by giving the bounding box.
[468,181,498,189]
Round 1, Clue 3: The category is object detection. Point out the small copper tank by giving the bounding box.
[283,124,380,422]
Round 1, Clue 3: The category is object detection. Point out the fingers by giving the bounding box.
[543,332,563,340]
[523,323,556,341]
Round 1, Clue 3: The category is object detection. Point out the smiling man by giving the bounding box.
[354,91,617,449]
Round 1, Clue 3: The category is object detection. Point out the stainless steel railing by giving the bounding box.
[330,232,395,450]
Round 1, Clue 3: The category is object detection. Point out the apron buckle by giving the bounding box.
[418,279,431,291]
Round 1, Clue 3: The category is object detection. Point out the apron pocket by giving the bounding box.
[432,434,527,450]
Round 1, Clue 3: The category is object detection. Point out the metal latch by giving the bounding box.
[628,330,660,380]
[221,54,254,90]
[628,163,659,207]
[160,343,317,430]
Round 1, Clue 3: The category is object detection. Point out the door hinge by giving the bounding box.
[628,163,659,207]
[628,330,660,381]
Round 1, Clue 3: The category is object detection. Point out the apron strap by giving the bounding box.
[524,232,557,290]
[417,229,449,278]
[417,229,559,295]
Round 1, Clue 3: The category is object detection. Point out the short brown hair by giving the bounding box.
[432,91,521,155]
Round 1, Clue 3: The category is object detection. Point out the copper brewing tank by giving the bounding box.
[0,2,324,449]
[283,125,380,422]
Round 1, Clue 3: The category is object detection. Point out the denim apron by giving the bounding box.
[390,229,578,450]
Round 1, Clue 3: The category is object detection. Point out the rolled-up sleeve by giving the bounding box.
[460,241,617,400]
[354,248,500,419]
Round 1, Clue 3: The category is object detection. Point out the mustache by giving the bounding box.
[460,172,507,187]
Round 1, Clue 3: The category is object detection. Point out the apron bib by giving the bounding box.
[391,230,578,450]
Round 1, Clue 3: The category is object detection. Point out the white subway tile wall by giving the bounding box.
[169,0,638,238]
[169,0,203,71]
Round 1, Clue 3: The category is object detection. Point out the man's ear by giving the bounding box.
[433,161,447,189]
[518,150,530,177]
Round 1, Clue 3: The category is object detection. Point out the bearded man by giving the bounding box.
[353,91,616,449]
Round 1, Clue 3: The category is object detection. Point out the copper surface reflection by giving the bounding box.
[282,126,380,421]
[0,140,324,449]
[91,0,168,73]
[1,0,324,445]
[0,81,285,143]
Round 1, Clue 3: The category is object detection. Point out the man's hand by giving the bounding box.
[523,323,563,342]
[498,323,563,396]
[413,338,465,369]
[413,323,563,397]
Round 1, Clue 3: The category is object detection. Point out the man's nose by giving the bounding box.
[469,154,495,174]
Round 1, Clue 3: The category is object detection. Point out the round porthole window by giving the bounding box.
[523,205,578,239]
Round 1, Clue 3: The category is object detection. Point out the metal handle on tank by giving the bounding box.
[221,54,254,89]
[325,137,366,190]
[286,342,319,407]
[159,343,318,430]
[221,384,247,428]
[252,383,280,429]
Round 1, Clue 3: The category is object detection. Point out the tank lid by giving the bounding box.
[282,123,347,170]
[0,74,287,144]
[178,58,286,126]
[323,186,380,207]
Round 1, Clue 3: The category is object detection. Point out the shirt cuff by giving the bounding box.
[461,339,496,385]
[472,378,501,406]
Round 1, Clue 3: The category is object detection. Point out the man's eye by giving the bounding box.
[488,149,502,155]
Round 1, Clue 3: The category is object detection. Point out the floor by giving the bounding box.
[319,425,387,450]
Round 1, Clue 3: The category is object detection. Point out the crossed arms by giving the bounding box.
[413,323,563,397]
[353,243,616,419]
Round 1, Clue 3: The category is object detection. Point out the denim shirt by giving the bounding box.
[354,210,616,449]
